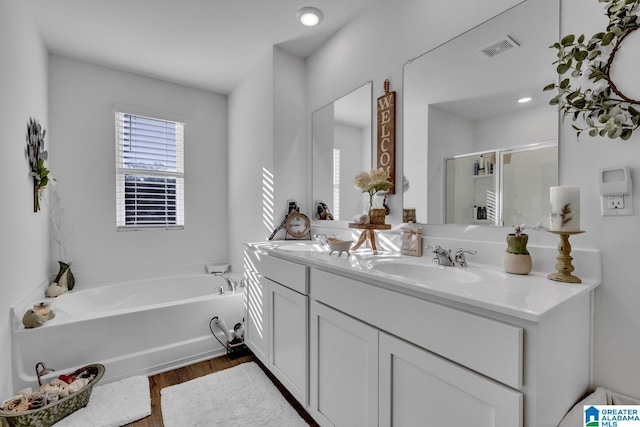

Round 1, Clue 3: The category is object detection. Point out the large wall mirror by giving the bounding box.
[403,0,559,226]
[312,82,372,222]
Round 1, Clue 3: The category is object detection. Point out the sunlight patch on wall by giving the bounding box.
[262,168,274,232]
[243,250,263,338]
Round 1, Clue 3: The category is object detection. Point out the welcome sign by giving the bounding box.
[377,79,396,194]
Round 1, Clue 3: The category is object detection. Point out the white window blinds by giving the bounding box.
[115,112,184,230]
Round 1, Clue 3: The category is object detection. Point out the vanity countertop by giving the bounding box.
[246,241,600,322]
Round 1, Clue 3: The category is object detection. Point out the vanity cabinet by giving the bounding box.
[245,243,595,427]
[268,279,308,406]
[243,249,309,406]
[310,268,591,427]
[379,332,521,427]
[309,300,379,427]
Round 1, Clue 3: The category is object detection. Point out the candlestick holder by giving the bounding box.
[547,230,585,283]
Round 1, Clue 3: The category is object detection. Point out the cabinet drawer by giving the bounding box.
[311,269,523,389]
[255,253,308,295]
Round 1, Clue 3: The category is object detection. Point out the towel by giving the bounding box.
[558,387,640,427]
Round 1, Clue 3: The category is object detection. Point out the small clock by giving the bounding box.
[285,212,311,238]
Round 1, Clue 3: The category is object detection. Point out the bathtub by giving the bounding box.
[11,274,245,390]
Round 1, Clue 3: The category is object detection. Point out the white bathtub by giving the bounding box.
[11,274,245,390]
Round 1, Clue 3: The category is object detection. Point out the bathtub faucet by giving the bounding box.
[214,272,238,292]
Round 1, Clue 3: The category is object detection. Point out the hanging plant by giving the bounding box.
[26,117,51,211]
[544,0,640,140]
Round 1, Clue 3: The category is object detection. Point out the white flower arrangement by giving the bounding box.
[353,168,393,211]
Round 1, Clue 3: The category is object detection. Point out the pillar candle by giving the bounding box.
[549,186,581,231]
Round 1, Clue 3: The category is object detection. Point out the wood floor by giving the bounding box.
[126,352,319,426]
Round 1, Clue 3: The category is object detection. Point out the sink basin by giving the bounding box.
[272,242,327,253]
[365,258,482,284]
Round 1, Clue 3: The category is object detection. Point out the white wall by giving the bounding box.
[228,50,274,271]
[0,0,50,398]
[307,0,640,399]
[561,0,640,398]
[228,47,305,270]
[427,106,475,223]
[273,48,307,225]
[48,55,228,282]
[335,123,368,219]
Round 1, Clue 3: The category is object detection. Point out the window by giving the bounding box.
[332,148,340,220]
[115,111,184,230]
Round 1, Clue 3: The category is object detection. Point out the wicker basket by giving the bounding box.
[0,364,104,427]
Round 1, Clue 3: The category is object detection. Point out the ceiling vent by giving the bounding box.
[477,36,520,59]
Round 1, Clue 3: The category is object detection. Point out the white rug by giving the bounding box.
[161,362,307,427]
[55,376,151,427]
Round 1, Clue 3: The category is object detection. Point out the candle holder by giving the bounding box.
[547,230,585,283]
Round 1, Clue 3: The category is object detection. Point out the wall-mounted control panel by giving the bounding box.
[600,167,633,216]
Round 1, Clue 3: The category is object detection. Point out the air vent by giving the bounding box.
[477,36,520,58]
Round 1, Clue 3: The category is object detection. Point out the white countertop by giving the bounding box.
[246,241,600,322]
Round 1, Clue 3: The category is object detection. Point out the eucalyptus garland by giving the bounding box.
[544,0,640,140]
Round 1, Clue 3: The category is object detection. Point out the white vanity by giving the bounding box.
[243,241,599,427]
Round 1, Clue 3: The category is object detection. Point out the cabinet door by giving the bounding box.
[244,274,269,365]
[268,280,308,406]
[309,301,378,427]
[379,332,522,427]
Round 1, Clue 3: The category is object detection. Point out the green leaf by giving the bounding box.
[561,34,576,46]
[578,34,585,44]
[602,32,615,46]
[572,99,587,109]
[599,129,607,136]
[608,127,622,139]
[559,78,570,89]
[611,1,626,12]
[557,62,571,74]
[549,97,560,106]
[543,83,557,91]
[589,128,599,137]
[621,129,633,140]
[629,105,640,116]
[573,50,588,61]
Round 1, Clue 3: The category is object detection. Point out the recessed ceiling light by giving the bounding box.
[518,97,532,103]
[297,7,323,27]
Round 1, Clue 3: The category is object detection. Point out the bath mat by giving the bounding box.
[161,362,307,427]
[55,375,150,427]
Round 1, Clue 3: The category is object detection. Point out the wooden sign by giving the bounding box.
[377,80,396,194]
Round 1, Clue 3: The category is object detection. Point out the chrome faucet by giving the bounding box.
[214,272,238,291]
[35,362,54,386]
[454,248,477,267]
[427,245,476,267]
[314,233,329,247]
[428,245,454,266]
